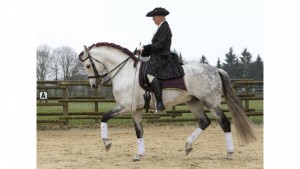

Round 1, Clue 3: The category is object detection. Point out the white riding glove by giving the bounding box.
[136,45,144,52]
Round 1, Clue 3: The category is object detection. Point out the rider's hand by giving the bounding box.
[133,49,141,56]
[136,45,144,52]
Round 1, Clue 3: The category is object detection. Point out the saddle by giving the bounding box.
[139,62,187,91]
[138,59,186,113]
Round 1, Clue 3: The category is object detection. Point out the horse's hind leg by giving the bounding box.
[184,97,211,155]
[204,101,234,159]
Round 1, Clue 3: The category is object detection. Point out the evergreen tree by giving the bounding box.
[172,48,178,55]
[200,55,209,64]
[250,55,263,80]
[239,48,253,78]
[171,48,185,64]
[178,52,184,64]
[216,57,221,68]
[221,47,239,79]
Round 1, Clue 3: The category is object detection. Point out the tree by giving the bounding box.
[250,55,263,80]
[171,48,185,65]
[221,47,239,79]
[52,46,83,80]
[239,48,253,78]
[178,52,184,64]
[49,51,60,80]
[36,45,52,80]
[216,58,221,68]
[200,55,209,64]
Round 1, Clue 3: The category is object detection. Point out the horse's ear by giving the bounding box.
[84,45,88,53]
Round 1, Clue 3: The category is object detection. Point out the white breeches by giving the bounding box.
[147,74,155,83]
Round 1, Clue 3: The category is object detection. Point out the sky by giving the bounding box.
[37,0,263,65]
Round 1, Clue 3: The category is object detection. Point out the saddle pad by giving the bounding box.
[139,62,187,91]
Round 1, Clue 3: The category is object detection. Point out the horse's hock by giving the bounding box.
[36,79,263,126]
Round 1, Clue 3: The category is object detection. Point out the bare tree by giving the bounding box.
[36,45,52,80]
[50,49,62,80]
[52,46,83,80]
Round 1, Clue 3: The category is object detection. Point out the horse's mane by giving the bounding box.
[79,42,139,64]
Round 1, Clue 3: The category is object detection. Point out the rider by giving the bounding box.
[136,7,180,112]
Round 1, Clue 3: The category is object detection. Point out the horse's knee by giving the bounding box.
[198,117,211,130]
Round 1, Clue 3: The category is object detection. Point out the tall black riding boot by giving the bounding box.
[150,78,165,112]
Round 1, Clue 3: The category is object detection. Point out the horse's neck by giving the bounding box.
[92,47,130,72]
[91,47,136,80]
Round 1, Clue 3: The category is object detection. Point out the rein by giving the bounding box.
[81,52,130,85]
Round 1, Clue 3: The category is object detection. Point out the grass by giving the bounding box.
[37,100,263,126]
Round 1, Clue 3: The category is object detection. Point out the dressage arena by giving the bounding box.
[37,123,263,169]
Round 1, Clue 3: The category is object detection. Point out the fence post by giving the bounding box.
[94,89,99,124]
[244,84,250,117]
[63,85,69,125]
[38,86,42,104]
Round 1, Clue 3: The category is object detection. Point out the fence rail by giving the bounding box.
[37,80,263,125]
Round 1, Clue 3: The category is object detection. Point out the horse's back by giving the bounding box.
[183,63,223,106]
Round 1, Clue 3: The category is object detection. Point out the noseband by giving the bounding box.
[81,52,130,85]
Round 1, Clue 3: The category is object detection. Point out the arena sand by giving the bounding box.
[37,123,263,169]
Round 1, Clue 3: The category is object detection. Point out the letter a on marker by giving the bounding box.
[40,92,48,100]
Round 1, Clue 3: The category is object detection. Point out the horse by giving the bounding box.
[78,42,256,161]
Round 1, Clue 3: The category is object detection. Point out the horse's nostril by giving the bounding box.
[92,84,97,89]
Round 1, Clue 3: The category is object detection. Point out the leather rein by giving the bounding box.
[81,52,130,85]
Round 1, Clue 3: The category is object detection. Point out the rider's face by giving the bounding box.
[152,16,163,25]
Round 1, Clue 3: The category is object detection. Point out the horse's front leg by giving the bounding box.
[131,110,144,161]
[100,106,129,152]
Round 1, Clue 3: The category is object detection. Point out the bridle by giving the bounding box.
[81,52,130,85]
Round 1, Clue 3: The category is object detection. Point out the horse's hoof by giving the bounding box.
[150,109,157,114]
[225,152,234,160]
[103,139,112,152]
[105,142,112,152]
[133,154,143,161]
[185,143,193,155]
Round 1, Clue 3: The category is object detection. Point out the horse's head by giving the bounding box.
[79,42,140,89]
[79,45,108,89]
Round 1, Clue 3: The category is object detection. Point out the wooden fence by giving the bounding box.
[37,80,263,125]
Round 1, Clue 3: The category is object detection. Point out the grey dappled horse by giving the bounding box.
[79,42,256,161]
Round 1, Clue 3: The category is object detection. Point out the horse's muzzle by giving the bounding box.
[91,84,98,89]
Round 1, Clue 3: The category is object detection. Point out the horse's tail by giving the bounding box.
[218,69,256,144]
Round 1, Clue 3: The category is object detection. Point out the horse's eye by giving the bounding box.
[86,65,91,69]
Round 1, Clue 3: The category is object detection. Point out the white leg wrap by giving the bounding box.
[186,128,203,145]
[225,132,234,152]
[137,138,145,155]
[101,122,108,139]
